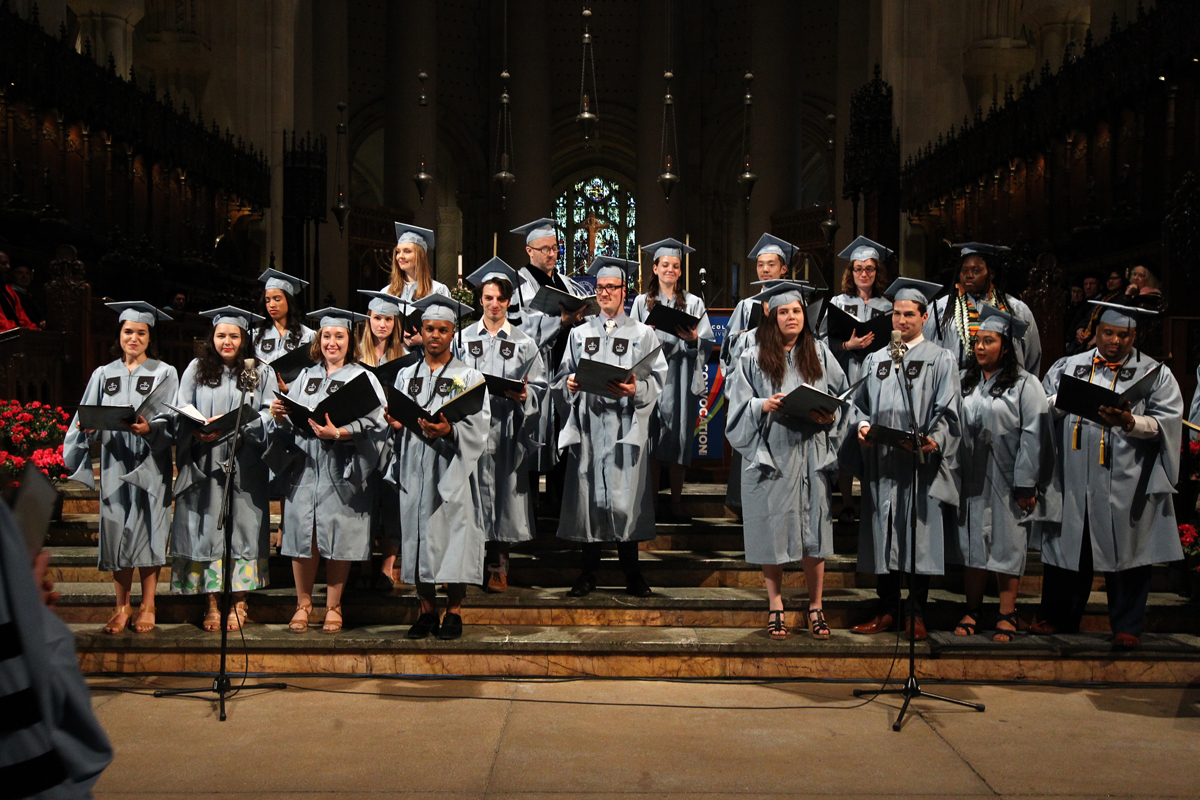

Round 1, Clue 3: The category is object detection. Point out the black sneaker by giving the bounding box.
[407,612,441,639]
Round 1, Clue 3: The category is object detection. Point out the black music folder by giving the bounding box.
[363,351,422,389]
[387,379,487,430]
[167,403,257,435]
[865,423,923,449]
[574,346,662,398]
[528,285,599,317]
[780,376,866,419]
[274,372,382,435]
[824,304,893,353]
[1055,363,1163,426]
[644,303,701,333]
[268,346,317,384]
[76,377,174,431]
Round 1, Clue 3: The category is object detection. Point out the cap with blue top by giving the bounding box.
[838,236,894,263]
[510,218,558,245]
[357,290,408,318]
[105,301,172,327]
[747,233,799,264]
[201,306,264,330]
[413,293,473,323]
[1089,299,1159,329]
[258,268,309,298]
[466,257,522,290]
[976,304,1030,341]
[307,308,368,330]
[394,222,435,252]
[588,255,638,282]
[750,280,817,311]
[884,277,943,306]
[640,238,696,262]
[953,242,1010,258]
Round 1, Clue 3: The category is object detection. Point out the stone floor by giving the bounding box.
[87,675,1200,799]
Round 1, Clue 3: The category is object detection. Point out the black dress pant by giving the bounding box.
[580,541,642,581]
[1038,519,1153,637]
[876,571,931,617]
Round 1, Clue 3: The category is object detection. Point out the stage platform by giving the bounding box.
[51,479,1200,683]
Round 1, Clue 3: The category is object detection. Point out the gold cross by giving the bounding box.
[580,214,609,262]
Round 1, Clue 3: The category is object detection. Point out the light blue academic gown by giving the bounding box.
[161,359,276,562]
[0,501,112,798]
[924,294,1042,375]
[725,341,849,564]
[454,321,547,543]
[252,323,315,365]
[379,280,451,302]
[845,339,961,575]
[388,357,491,585]
[720,297,762,510]
[555,313,669,543]
[820,294,894,385]
[268,363,388,561]
[630,291,715,466]
[1187,361,1200,439]
[63,359,179,572]
[1038,349,1184,572]
[514,265,591,472]
[950,369,1055,576]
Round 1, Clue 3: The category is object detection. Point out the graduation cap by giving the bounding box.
[201,305,265,330]
[884,277,943,306]
[395,222,435,252]
[838,236,894,263]
[640,238,696,262]
[257,268,309,297]
[953,242,1010,258]
[307,307,368,330]
[977,304,1030,342]
[1088,299,1160,329]
[749,278,799,292]
[465,257,521,290]
[105,301,172,327]
[413,293,473,323]
[588,255,638,282]
[747,233,799,265]
[510,218,557,244]
[749,280,818,311]
[357,290,408,318]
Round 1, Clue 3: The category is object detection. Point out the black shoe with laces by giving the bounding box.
[407,612,441,639]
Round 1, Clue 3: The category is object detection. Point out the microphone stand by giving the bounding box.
[854,333,984,731]
[155,361,288,720]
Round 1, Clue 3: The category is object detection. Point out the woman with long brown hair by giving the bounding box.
[382,223,450,350]
[630,238,714,520]
[355,290,408,367]
[725,282,850,640]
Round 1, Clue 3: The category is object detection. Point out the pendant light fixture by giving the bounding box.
[413,70,433,206]
[736,70,757,204]
[493,0,516,207]
[657,0,679,203]
[331,101,350,233]
[576,3,600,146]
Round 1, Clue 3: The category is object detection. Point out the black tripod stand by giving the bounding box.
[854,339,985,731]
[155,361,287,720]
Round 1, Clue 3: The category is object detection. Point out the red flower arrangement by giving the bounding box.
[1182,523,1200,567]
[0,400,73,485]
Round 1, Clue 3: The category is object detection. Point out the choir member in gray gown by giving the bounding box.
[163,307,276,633]
[385,294,491,641]
[267,308,388,634]
[847,278,961,640]
[726,282,849,640]
[509,218,592,498]
[557,256,669,598]
[822,236,894,523]
[949,306,1055,642]
[1031,301,1183,647]
[382,222,450,352]
[64,301,178,635]
[458,259,548,593]
[720,234,796,514]
[252,268,315,387]
[924,242,1042,375]
[0,502,112,797]
[630,238,715,519]
[355,290,411,591]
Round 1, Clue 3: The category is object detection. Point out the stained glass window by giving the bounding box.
[553,176,636,277]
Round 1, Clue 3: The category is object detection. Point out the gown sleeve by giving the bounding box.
[62,367,105,488]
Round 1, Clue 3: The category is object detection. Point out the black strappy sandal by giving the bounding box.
[954,607,983,637]
[992,611,1020,643]
[767,609,788,640]
[807,607,831,640]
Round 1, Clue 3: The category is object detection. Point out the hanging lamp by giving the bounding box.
[492,0,516,207]
[657,1,680,202]
[413,70,433,206]
[576,3,600,146]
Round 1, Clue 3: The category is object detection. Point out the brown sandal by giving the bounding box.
[202,605,222,632]
[103,604,132,635]
[289,604,313,633]
[322,605,343,634]
[133,604,156,633]
[226,601,249,632]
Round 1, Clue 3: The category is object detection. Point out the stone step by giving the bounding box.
[68,622,1200,682]
[49,580,1200,633]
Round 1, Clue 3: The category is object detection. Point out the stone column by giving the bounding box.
[69,0,144,79]
[384,0,437,233]
[503,0,554,267]
[963,1,1035,113]
[1022,0,1091,70]
[311,0,349,303]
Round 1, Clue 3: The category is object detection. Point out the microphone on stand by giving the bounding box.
[242,358,260,390]
[888,329,905,364]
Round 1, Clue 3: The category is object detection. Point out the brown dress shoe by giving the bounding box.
[1026,618,1058,635]
[485,571,508,594]
[851,614,895,634]
[905,616,928,641]
[1112,632,1140,649]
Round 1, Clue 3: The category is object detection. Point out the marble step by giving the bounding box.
[49,581,1200,633]
[68,622,1200,682]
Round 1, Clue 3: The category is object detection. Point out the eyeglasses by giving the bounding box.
[852,267,876,275]
[527,245,558,256]
[595,284,624,295]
